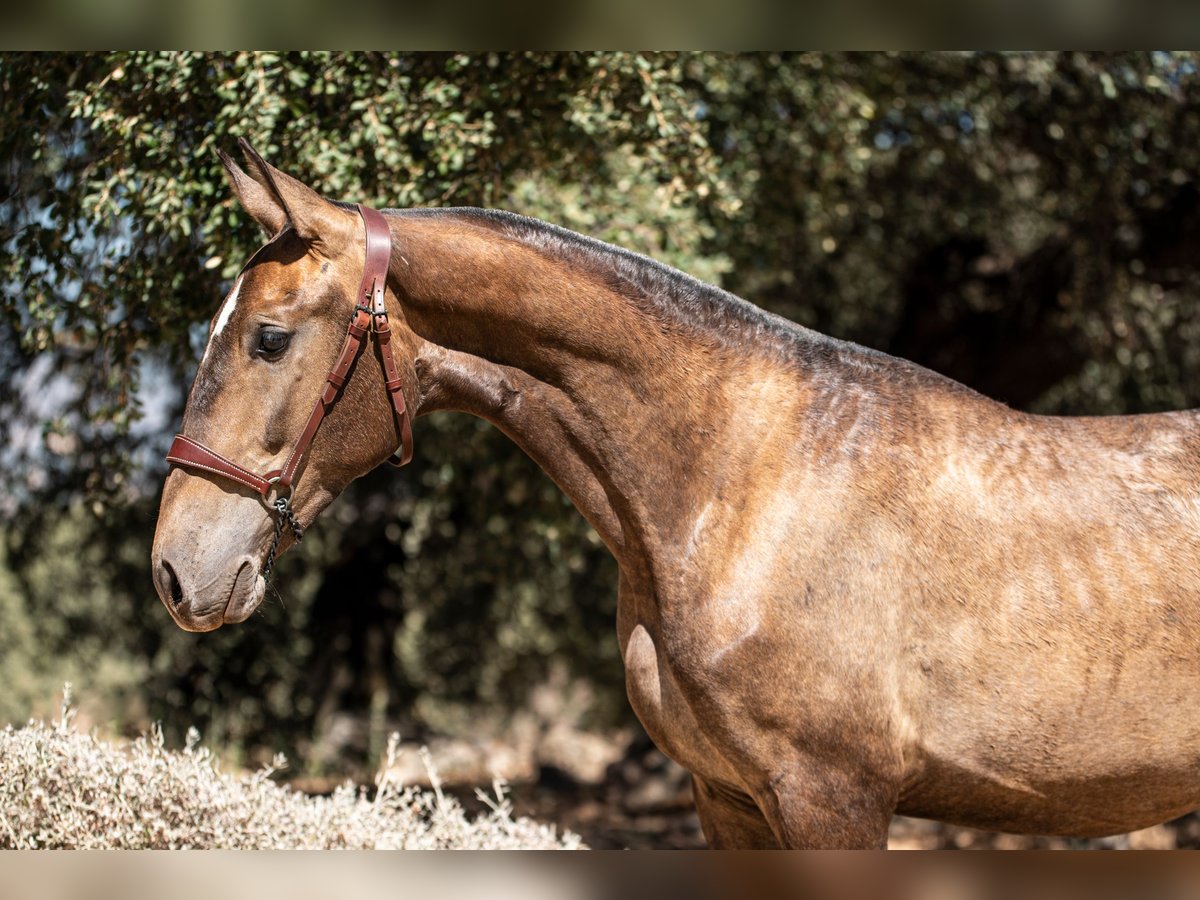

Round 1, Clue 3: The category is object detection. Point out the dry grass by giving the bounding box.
[0,687,583,850]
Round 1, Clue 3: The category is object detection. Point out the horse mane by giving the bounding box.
[372,205,985,401]
[389,206,804,346]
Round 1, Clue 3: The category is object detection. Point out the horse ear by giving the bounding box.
[218,150,287,237]
[236,138,354,255]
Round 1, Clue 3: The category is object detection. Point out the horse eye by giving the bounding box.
[257,329,290,356]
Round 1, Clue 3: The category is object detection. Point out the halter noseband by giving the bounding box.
[165,204,414,577]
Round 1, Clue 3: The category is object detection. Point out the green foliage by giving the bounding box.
[2,51,728,500]
[0,507,167,731]
[697,52,1200,412]
[4,52,1200,764]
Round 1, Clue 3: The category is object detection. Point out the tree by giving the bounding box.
[0,51,730,755]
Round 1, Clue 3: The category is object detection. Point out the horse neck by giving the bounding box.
[390,212,761,567]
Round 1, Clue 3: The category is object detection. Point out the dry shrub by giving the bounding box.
[0,687,582,850]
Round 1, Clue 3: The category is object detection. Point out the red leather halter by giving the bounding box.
[165,204,414,574]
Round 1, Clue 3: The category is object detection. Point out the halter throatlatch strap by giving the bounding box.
[166,203,414,555]
[361,203,414,469]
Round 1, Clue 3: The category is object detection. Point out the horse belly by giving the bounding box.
[899,750,1200,837]
[899,657,1200,836]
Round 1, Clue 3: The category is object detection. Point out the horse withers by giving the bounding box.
[153,140,1200,847]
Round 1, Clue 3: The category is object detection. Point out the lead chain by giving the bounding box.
[262,495,304,581]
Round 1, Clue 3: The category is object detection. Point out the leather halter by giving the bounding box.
[166,204,414,564]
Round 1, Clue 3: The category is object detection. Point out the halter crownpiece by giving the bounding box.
[166,204,414,576]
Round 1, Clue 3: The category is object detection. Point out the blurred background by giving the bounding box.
[5,51,1200,848]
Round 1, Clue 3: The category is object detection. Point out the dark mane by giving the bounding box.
[376,205,986,401]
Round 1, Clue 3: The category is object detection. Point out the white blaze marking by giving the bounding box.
[201,275,244,363]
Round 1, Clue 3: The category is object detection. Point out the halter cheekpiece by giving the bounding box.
[166,204,414,578]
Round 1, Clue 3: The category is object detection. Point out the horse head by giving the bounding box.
[152,140,417,631]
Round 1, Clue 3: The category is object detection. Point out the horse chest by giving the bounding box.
[620,618,742,784]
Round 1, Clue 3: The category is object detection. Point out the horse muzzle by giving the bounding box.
[153,550,266,632]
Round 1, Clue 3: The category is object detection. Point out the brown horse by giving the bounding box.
[153,140,1200,848]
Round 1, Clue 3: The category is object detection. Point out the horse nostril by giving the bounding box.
[163,561,184,606]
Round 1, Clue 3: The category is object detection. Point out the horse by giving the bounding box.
[152,139,1200,848]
